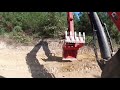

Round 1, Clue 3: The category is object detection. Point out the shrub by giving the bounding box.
[9,26,32,44]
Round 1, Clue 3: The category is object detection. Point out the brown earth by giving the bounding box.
[0,39,102,78]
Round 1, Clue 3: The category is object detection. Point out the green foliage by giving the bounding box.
[39,12,67,38]
[13,26,23,32]
[0,12,119,45]
[0,28,5,35]
[10,26,32,44]
[0,12,67,44]
[85,36,93,45]
[77,13,92,35]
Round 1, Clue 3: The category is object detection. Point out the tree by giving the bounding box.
[40,12,67,38]
[77,12,92,35]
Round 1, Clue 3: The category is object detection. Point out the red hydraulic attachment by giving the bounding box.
[62,12,85,61]
[108,12,120,32]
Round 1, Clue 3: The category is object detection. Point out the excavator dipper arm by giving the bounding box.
[62,12,85,61]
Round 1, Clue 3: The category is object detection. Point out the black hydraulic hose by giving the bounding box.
[88,13,106,69]
[89,12,112,61]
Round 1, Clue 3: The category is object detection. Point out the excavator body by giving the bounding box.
[62,12,120,77]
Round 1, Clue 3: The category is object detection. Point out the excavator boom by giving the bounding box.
[62,12,85,61]
[63,12,120,62]
[62,12,120,77]
[108,12,120,32]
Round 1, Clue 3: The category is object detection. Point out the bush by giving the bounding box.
[0,28,6,35]
[85,36,93,45]
[13,26,23,33]
[9,26,32,44]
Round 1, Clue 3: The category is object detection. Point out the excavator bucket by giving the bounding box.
[62,31,85,61]
[62,12,85,61]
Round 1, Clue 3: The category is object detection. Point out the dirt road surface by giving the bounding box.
[0,40,102,78]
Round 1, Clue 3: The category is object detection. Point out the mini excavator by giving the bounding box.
[63,12,120,70]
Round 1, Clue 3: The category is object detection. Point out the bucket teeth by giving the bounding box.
[65,31,85,43]
[83,32,85,41]
[79,32,82,37]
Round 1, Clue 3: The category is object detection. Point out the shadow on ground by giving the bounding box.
[40,40,71,62]
[42,56,71,62]
[26,39,55,78]
[0,75,5,78]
